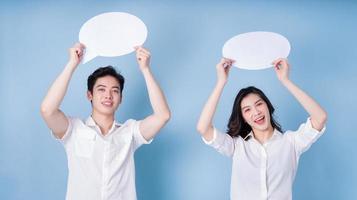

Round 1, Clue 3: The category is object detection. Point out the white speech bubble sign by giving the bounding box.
[222,31,290,70]
[79,12,148,63]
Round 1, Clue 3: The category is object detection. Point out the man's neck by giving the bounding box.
[91,112,115,136]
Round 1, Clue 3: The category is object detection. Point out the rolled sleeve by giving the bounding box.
[202,127,235,157]
[202,127,217,145]
[51,117,74,143]
[293,117,326,155]
[132,120,153,150]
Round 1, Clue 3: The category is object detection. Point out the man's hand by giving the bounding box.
[68,43,85,67]
[135,46,151,71]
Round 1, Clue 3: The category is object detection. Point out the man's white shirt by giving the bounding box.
[54,116,151,200]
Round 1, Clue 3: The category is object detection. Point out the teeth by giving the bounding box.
[255,116,264,122]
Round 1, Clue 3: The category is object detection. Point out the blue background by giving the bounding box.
[1,0,356,199]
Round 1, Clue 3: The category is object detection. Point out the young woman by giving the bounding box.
[196,58,327,200]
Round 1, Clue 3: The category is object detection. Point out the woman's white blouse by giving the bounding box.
[203,118,326,200]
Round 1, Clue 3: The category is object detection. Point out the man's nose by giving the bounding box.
[105,91,113,99]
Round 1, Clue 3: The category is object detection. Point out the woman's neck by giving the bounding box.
[252,126,274,145]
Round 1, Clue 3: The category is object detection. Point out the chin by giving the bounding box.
[97,108,116,116]
[255,124,270,132]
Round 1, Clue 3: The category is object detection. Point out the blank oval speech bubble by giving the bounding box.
[79,12,148,63]
[222,31,290,70]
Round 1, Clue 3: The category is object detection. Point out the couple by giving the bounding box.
[41,43,327,200]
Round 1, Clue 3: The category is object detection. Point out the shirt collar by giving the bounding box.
[85,116,121,128]
[245,129,283,142]
[243,132,253,140]
[271,129,283,139]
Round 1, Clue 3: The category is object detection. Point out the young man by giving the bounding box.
[41,43,170,200]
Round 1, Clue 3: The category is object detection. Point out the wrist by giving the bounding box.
[280,78,291,86]
[216,79,227,87]
[140,66,151,73]
[66,61,79,70]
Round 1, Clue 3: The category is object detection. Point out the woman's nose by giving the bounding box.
[252,107,261,115]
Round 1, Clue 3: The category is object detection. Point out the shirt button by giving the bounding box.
[261,150,267,157]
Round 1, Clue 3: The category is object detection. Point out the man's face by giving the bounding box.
[87,75,122,116]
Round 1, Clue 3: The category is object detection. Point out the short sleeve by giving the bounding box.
[51,117,75,143]
[202,127,235,157]
[291,117,326,155]
[131,119,153,150]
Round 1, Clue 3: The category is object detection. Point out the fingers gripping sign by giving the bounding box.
[272,58,290,82]
[68,43,86,66]
[135,46,151,70]
[216,58,235,84]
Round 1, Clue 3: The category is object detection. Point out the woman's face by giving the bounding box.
[240,93,272,133]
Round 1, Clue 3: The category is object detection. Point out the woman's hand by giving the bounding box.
[216,58,234,84]
[273,58,290,83]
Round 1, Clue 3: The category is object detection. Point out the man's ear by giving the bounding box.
[119,93,123,104]
[87,90,93,101]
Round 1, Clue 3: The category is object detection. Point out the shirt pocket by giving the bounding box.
[74,129,96,158]
[110,134,132,163]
